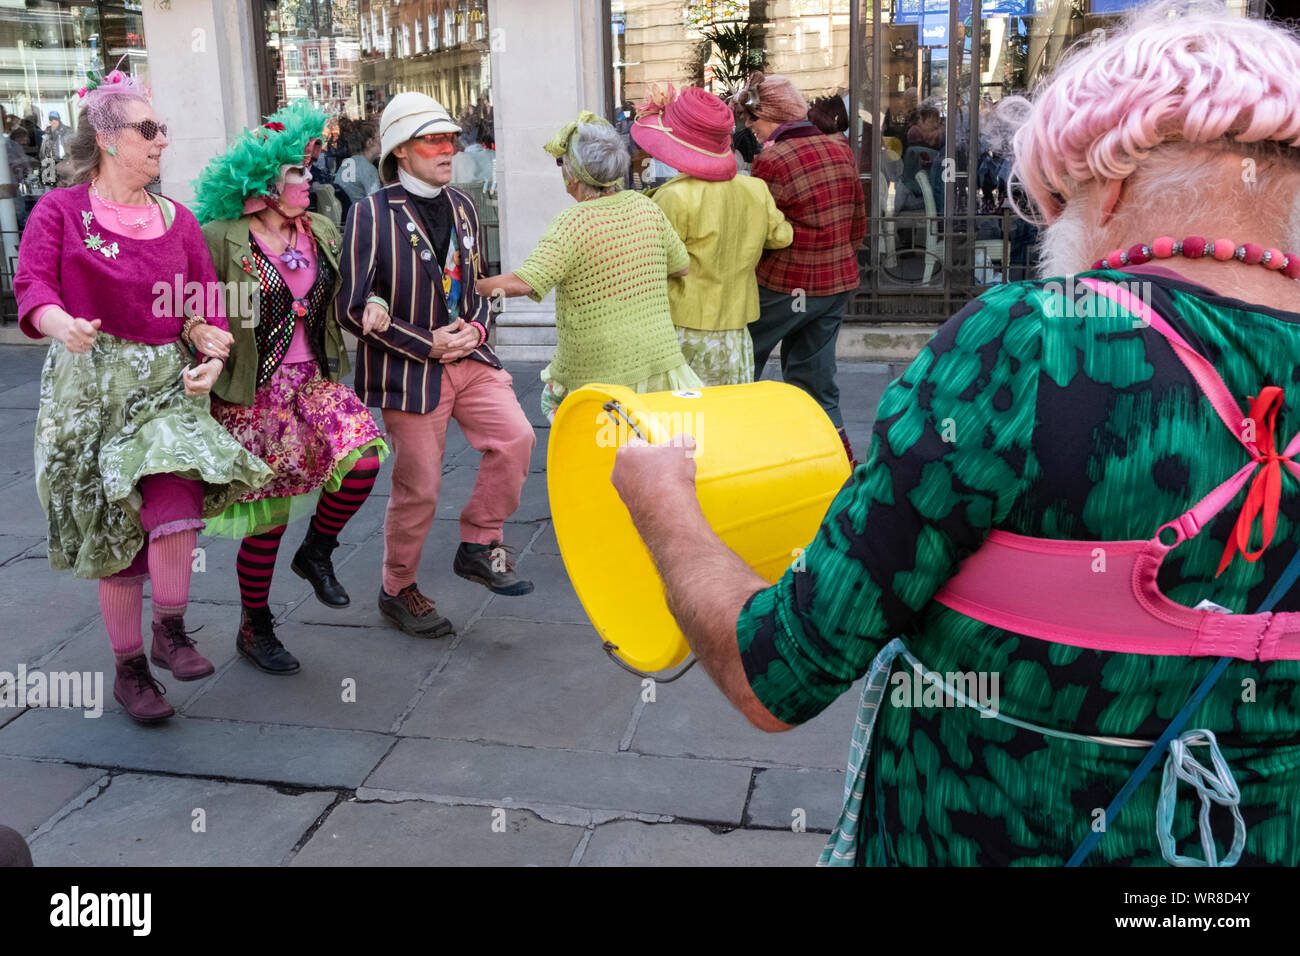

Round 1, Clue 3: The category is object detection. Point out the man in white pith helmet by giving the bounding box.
[336,92,536,639]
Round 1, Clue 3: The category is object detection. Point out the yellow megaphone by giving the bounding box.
[547,381,851,678]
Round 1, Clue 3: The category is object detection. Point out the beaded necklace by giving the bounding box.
[90,178,157,230]
[1092,237,1300,280]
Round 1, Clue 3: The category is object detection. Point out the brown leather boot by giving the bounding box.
[113,654,174,724]
[378,584,455,638]
[150,616,215,681]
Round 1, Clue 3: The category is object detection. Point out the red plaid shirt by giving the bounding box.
[751,126,866,296]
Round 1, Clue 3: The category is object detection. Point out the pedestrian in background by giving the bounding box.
[336,116,382,205]
[632,85,791,386]
[732,72,866,463]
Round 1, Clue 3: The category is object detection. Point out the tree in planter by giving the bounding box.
[699,21,768,98]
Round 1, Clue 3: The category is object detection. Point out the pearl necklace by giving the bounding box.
[1092,237,1300,280]
[90,179,157,230]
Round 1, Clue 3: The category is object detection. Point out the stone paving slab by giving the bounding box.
[477,551,589,626]
[0,756,105,836]
[0,478,51,536]
[0,535,42,565]
[0,407,35,434]
[437,461,551,524]
[630,667,859,770]
[0,380,39,409]
[0,348,47,388]
[291,800,584,866]
[0,558,104,664]
[579,820,823,866]
[367,737,753,824]
[746,767,844,832]
[0,419,37,475]
[397,618,635,751]
[29,773,336,866]
[531,520,560,556]
[183,621,453,732]
[0,708,391,788]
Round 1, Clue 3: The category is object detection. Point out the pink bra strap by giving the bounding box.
[1156,462,1257,546]
[1081,278,1300,548]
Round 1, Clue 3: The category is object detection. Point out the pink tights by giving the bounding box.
[98,473,203,658]
[99,529,197,657]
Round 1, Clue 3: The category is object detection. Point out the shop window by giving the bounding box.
[2,0,151,304]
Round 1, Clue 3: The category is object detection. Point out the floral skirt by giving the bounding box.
[35,335,274,579]
[539,360,705,423]
[205,360,388,538]
[675,326,755,387]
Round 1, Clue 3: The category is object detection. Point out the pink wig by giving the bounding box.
[1013,4,1300,223]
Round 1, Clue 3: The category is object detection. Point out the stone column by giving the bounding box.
[141,0,262,202]
[486,0,605,361]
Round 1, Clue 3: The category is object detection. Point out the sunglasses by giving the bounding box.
[115,119,168,141]
[412,132,457,147]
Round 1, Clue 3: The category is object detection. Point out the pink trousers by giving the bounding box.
[380,361,535,594]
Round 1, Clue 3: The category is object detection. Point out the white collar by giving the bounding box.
[398,167,443,199]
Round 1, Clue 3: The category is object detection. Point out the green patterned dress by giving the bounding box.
[737,269,1300,866]
[36,336,273,579]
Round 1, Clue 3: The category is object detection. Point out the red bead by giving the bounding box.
[1283,256,1300,280]
[1183,237,1207,258]
[1264,249,1286,270]
[1127,243,1150,265]
[1242,243,1264,264]
[1152,237,1175,258]
[1213,239,1236,261]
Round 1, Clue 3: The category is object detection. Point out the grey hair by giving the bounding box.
[67,107,106,185]
[561,121,628,197]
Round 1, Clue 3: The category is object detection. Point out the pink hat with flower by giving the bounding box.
[631,85,736,182]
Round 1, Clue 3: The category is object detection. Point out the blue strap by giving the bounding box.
[1066,548,1300,866]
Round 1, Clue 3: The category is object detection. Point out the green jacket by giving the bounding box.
[203,213,350,406]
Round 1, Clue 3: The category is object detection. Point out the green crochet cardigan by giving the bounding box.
[513,190,690,391]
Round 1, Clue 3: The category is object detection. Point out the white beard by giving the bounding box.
[1034,205,1095,279]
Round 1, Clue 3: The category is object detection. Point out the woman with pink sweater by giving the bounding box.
[13,70,271,724]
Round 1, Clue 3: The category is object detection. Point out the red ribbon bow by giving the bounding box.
[1216,386,1289,576]
[263,121,285,132]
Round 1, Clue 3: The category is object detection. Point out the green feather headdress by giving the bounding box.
[191,99,329,224]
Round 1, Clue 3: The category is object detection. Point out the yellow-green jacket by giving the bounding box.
[648,174,793,332]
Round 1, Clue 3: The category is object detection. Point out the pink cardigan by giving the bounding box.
[14,183,227,343]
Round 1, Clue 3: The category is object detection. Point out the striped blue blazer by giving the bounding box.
[337,183,501,412]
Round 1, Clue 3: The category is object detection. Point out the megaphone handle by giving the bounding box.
[602,641,697,683]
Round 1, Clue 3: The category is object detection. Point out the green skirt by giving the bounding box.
[34,335,274,579]
[674,326,755,387]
